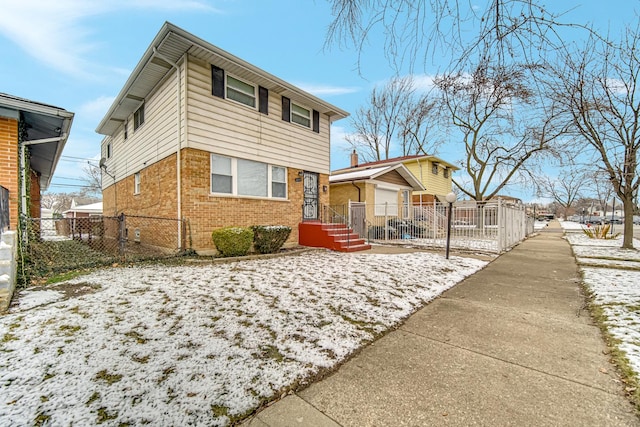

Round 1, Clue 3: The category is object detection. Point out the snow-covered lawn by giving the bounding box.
[562,221,640,384]
[0,250,486,426]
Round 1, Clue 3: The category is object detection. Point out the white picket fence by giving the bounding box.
[347,199,534,253]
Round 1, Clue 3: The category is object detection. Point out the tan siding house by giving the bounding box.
[335,153,459,204]
[96,23,348,254]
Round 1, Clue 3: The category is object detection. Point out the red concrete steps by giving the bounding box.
[298,222,371,252]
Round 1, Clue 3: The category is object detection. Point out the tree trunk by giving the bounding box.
[622,196,635,249]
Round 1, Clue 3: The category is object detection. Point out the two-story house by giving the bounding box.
[96,23,348,254]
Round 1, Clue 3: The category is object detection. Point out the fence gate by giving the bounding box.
[350,202,366,238]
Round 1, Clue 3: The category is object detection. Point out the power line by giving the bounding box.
[60,155,99,162]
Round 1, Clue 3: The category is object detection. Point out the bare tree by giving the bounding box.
[325,0,581,74]
[346,76,439,162]
[552,22,640,248]
[81,164,102,197]
[433,60,564,201]
[40,193,75,215]
[536,168,586,218]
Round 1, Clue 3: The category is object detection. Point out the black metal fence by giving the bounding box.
[0,186,9,235]
[20,214,190,284]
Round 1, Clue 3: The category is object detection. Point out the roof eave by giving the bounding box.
[96,22,349,136]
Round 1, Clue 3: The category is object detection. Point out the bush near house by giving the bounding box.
[251,225,292,254]
[211,227,254,257]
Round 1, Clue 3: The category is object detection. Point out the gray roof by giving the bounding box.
[0,93,74,191]
[97,22,349,136]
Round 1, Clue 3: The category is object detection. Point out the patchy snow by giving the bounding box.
[565,227,640,385]
[11,290,65,310]
[0,250,486,426]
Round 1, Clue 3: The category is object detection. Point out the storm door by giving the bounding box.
[302,171,319,220]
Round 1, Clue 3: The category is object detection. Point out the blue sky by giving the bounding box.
[0,0,636,201]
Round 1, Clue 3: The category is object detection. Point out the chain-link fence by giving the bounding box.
[20,214,190,284]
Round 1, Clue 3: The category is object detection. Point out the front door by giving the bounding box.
[302,171,319,220]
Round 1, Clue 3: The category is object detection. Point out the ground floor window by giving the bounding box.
[210,154,287,199]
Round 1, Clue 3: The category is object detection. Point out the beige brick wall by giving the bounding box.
[0,118,19,229]
[103,148,329,253]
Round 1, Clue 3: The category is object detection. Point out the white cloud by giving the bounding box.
[295,83,360,96]
[0,0,219,78]
[77,96,116,121]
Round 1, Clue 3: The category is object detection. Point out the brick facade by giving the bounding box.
[102,147,330,254]
[0,117,19,229]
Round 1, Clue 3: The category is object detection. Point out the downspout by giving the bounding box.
[351,181,361,202]
[153,46,183,250]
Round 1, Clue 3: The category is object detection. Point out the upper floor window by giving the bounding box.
[124,120,128,140]
[291,103,311,128]
[227,75,256,108]
[106,142,112,159]
[133,105,145,130]
[432,163,439,175]
[211,154,287,199]
[281,96,320,133]
[443,168,449,178]
[212,64,268,114]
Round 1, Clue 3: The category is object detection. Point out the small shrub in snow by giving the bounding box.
[211,227,253,257]
[582,224,620,240]
[251,225,292,254]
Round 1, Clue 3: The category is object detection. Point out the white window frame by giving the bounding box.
[291,102,311,128]
[210,154,287,199]
[226,74,256,108]
[134,172,140,195]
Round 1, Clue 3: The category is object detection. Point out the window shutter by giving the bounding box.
[211,65,225,98]
[281,96,290,122]
[259,86,268,114]
[312,110,320,133]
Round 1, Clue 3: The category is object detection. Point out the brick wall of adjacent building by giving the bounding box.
[103,147,330,254]
[0,117,19,229]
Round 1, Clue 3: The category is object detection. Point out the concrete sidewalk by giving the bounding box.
[244,222,639,426]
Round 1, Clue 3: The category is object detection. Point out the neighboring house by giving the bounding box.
[0,93,74,229]
[336,152,459,205]
[62,200,103,218]
[329,161,425,221]
[96,23,348,254]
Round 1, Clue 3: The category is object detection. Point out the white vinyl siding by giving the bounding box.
[100,62,185,190]
[187,57,330,173]
[375,187,398,216]
[211,154,287,199]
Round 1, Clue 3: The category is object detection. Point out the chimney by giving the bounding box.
[350,150,359,168]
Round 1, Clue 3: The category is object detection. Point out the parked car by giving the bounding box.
[579,216,604,225]
[633,215,640,225]
[603,215,623,224]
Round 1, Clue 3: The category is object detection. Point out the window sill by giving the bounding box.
[209,193,289,202]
